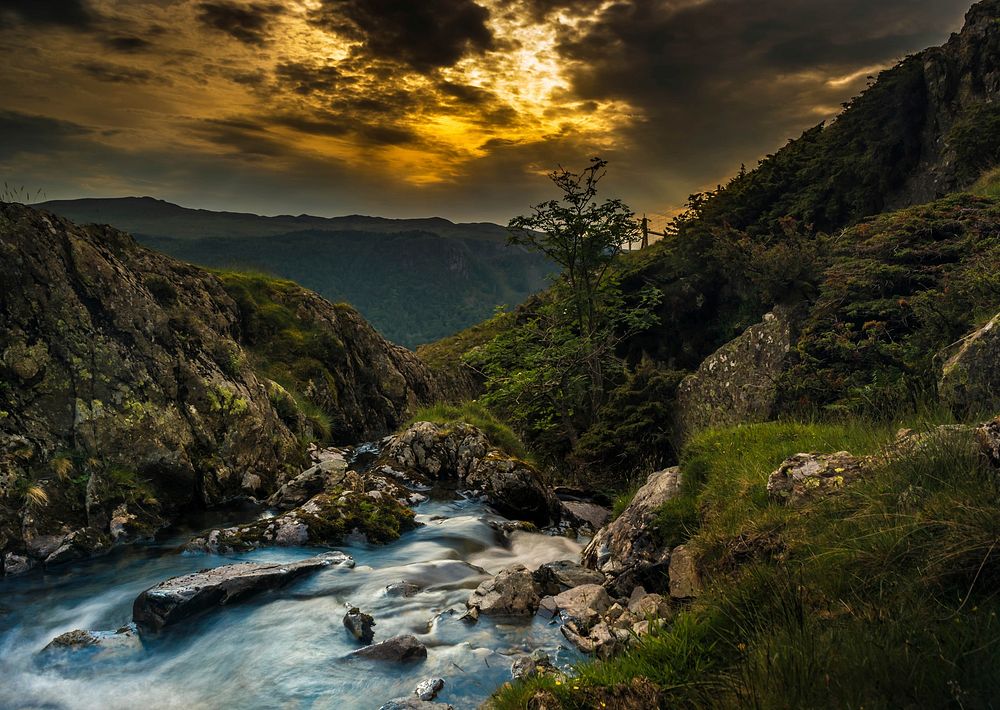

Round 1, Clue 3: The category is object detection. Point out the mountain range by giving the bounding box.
[39,197,553,348]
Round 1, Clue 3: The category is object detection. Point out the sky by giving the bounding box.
[0,0,973,224]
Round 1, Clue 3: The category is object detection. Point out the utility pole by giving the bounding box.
[638,214,666,249]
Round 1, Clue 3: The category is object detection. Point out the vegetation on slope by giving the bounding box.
[494,419,1000,709]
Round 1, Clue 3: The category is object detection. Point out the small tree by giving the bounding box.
[507,158,640,401]
[508,158,638,340]
[469,158,660,456]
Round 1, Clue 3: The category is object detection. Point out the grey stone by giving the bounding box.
[675,305,798,443]
[940,313,1000,415]
[414,677,445,701]
[533,560,605,596]
[133,552,352,631]
[668,545,701,599]
[466,564,542,617]
[352,634,427,662]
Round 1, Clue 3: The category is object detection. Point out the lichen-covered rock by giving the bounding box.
[560,500,610,531]
[187,485,416,553]
[380,422,489,480]
[668,545,701,599]
[466,563,541,617]
[0,203,442,570]
[675,305,798,443]
[351,634,427,662]
[766,452,867,506]
[378,700,452,710]
[133,552,352,631]
[582,467,683,593]
[464,453,561,527]
[940,313,1000,415]
[267,457,349,510]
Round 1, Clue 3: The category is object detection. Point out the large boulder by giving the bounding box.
[766,451,867,506]
[582,467,683,593]
[380,422,489,480]
[940,312,1000,414]
[675,305,798,443]
[466,563,542,617]
[464,453,561,527]
[132,552,353,631]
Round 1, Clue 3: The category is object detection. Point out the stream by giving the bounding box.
[0,497,586,709]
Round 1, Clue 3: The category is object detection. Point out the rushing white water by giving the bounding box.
[0,498,585,709]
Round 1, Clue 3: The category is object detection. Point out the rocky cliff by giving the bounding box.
[0,202,440,574]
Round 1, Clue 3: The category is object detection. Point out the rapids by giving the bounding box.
[0,498,585,709]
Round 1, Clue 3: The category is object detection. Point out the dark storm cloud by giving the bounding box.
[195,1,284,45]
[0,0,93,29]
[103,35,154,53]
[275,61,343,95]
[551,0,970,193]
[0,110,91,159]
[76,61,156,84]
[310,0,494,72]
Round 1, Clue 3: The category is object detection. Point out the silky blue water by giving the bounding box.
[0,498,584,709]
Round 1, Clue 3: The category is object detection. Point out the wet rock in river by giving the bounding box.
[378,700,452,710]
[414,677,445,701]
[533,560,605,596]
[385,581,421,597]
[351,634,428,662]
[39,624,143,667]
[343,606,376,644]
[466,563,541,617]
[133,552,353,632]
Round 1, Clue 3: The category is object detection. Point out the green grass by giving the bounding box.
[493,417,1000,708]
[971,166,1000,200]
[213,270,350,443]
[406,401,529,460]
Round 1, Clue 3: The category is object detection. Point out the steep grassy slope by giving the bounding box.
[41,197,553,347]
[495,420,1000,709]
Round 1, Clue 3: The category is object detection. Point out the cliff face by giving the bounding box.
[0,203,439,573]
[891,0,1000,205]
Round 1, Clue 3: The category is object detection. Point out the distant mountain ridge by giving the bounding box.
[38,196,511,241]
[39,197,552,348]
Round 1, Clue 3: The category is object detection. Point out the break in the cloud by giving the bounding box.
[0,0,973,223]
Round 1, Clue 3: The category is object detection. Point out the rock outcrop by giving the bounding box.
[132,552,353,631]
[675,306,798,443]
[582,467,683,594]
[0,203,442,573]
[940,313,1000,415]
[379,422,562,526]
